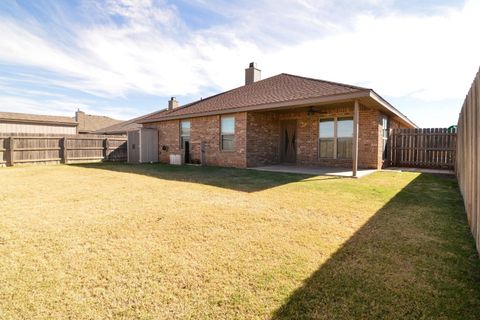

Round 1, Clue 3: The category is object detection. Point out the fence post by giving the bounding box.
[8,136,15,166]
[104,138,110,161]
[62,137,68,164]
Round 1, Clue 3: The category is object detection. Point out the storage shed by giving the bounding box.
[127,128,159,164]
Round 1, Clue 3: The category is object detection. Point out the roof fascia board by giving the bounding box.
[368,91,418,128]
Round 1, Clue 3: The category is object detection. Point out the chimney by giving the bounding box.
[245,62,261,85]
[75,109,86,134]
[75,108,85,122]
[168,97,179,110]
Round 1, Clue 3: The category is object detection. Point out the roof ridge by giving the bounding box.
[279,73,370,91]
[140,73,371,123]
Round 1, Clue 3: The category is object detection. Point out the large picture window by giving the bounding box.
[319,117,353,159]
[180,120,190,149]
[221,116,235,151]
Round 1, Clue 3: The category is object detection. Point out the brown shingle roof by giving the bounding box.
[75,114,122,133]
[0,111,77,126]
[142,73,369,122]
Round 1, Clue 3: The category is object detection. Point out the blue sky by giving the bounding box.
[0,0,478,127]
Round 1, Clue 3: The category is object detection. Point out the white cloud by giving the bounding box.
[0,0,478,127]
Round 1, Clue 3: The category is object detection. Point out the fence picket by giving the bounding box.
[456,67,480,254]
[0,133,127,166]
[388,127,456,169]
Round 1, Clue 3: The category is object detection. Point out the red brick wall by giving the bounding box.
[147,112,247,168]
[276,107,354,167]
[246,112,280,167]
[358,108,381,169]
[244,104,386,169]
[148,104,391,169]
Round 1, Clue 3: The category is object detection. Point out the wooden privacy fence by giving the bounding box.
[389,128,457,170]
[456,68,480,253]
[0,133,127,166]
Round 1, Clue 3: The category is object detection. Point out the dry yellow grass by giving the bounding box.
[0,163,479,319]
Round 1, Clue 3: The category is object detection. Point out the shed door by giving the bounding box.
[280,120,297,163]
[127,131,140,164]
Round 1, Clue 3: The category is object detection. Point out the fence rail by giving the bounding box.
[389,128,456,170]
[456,67,480,253]
[0,133,127,166]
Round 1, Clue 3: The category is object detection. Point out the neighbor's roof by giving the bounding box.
[75,114,122,133]
[0,111,78,126]
[94,109,167,134]
[140,73,416,128]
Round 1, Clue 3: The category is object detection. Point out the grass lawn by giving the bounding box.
[1,163,479,319]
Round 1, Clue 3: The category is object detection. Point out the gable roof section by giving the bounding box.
[0,111,77,126]
[141,73,369,123]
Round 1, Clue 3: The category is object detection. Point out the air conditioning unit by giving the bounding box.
[169,154,182,165]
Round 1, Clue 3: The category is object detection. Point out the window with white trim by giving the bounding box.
[221,116,235,151]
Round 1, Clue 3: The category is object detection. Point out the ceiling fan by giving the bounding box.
[307,106,324,116]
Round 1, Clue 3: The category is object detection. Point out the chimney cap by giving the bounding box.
[249,62,256,68]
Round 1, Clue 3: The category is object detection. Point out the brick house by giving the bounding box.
[140,63,416,174]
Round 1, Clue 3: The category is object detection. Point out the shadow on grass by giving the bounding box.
[273,173,480,319]
[71,162,340,193]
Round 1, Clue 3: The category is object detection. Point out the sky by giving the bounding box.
[0,0,479,127]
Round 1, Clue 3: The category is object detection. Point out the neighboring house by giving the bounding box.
[140,63,417,171]
[0,111,78,134]
[0,110,122,135]
[74,110,121,134]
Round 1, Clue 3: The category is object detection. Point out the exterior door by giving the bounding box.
[184,140,191,164]
[280,120,297,163]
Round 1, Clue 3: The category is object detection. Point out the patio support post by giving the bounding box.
[352,100,360,177]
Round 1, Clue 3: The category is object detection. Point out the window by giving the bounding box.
[319,117,353,159]
[337,118,353,159]
[180,120,190,149]
[221,116,235,151]
[319,119,334,158]
[381,116,389,160]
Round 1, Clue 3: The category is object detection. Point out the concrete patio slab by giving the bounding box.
[249,165,377,178]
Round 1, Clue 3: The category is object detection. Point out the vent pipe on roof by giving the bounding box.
[168,97,179,110]
[245,62,261,85]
